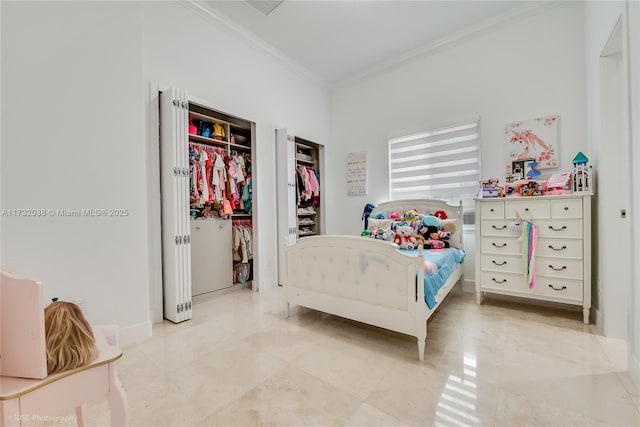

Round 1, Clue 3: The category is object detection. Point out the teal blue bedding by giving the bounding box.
[399,248,466,309]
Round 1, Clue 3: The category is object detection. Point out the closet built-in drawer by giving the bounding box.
[480,254,522,275]
[536,219,583,239]
[536,257,583,280]
[536,238,583,259]
[480,202,504,219]
[505,199,550,219]
[479,271,526,293]
[550,198,583,219]
[533,276,583,303]
[480,237,520,255]
[481,220,520,237]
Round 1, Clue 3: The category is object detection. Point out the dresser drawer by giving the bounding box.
[550,198,583,219]
[536,257,583,280]
[480,237,520,255]
[481,220,520,237]
[479,271,527,293]
[505,199,550,219]
[480,202,504,219]
[533,276,583,303]
[536,219,583,239]
[481,254,522,274]
[536,238,583,259]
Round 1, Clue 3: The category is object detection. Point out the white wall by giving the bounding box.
[327,2,587,284]
[630,0,640,391]
[142,2,329,321]
[584,0,640,388]
[1,2,151,345]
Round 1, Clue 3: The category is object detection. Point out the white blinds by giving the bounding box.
[389,121,480,212]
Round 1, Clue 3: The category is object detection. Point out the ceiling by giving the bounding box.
[201,0,542,86]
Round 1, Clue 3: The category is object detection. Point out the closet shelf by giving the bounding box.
[297,212,316,216]
[232,213,251,218]
[189,111,231,126]
[229,141,251,151]
[296,142,313,150]
[296,157,315,165]
[298,231,316,237]
[189,133,228,145]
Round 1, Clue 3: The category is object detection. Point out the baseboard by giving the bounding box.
[594,308,604,333]
[118,319,152,348]
[461,279,475,293]
[630,353,640,392]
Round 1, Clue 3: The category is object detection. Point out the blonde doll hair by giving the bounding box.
[44,301,98,374]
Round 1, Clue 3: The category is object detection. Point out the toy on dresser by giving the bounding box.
[481,178,505,198]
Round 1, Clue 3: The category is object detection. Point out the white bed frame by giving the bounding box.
[284,199,464,360]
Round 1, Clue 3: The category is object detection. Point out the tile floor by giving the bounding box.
[78,286,640,426]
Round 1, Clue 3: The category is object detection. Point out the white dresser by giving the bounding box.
[475,194,592,323]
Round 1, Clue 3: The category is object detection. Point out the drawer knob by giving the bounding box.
[492,225,507,230]
[492,242,507,248]
[525,208,529,212]
[490,208,494,212]
[492,278,507,284]
[492,260,507,266]
[564,206,569,211]
[548,284,567,291]
[548,225,567,231]
[548,264,567,271]
[548,245,567,251]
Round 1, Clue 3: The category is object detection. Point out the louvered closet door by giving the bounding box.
[276,128,298,286]
[160,88,192,323]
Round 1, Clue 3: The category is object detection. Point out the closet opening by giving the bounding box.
[159,88,257,323]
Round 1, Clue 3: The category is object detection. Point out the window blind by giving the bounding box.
[389,121,480,214]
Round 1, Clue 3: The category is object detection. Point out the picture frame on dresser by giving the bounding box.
[474,194,592,324]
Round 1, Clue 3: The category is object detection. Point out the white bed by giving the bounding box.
[284,199,464,360]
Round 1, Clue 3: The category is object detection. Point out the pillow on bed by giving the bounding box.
[440,219,462,249]
[367,218,394,231]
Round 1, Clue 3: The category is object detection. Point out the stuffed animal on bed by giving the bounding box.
[393,225,416,250]
[381,228,395,242]
[434,210,448,220]
[403,210,419,222]
[418,215,451,249]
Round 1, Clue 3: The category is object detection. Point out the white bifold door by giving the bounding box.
[160,88,193,323]
[275,128,298,286]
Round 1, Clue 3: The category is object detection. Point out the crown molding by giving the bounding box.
[180,0,327,91]
[331,0,561,92]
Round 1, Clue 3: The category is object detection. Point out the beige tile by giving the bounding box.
[202,367,361,427]
[115,347,164,390]
[617,371,640,397]
[502,318,615,380]
[632,395,640,414]
[166,339,288,422]
[288,332,398,400]
[366,359,498,426]
[105,286,640,426]
[124,373,200,427]
[499,373,640,426]
[345,402,408,427]
[597,335,629,372]
[495,387,601,427]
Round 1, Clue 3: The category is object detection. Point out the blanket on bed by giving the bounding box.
[399,248,466,309]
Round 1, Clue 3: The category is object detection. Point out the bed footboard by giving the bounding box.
[285,235,429,354]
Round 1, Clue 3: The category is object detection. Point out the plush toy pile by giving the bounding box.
[362,206,457,250]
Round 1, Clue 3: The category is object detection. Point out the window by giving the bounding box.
[388,120,480,223]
